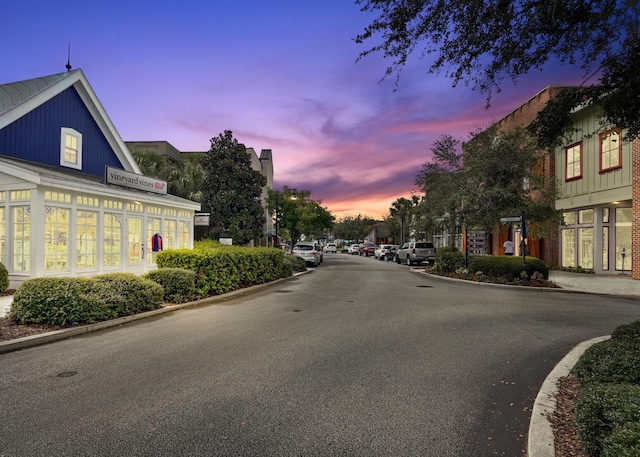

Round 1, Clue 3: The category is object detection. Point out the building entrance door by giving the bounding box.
[126,216,144,273]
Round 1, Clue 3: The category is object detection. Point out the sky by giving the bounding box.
[2,1,583,219]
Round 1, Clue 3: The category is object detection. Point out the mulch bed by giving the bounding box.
[548,373,590,457]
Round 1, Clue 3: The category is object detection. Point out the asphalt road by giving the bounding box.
[2,254,640,456]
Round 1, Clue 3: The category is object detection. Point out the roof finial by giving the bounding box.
[65,42,72,72]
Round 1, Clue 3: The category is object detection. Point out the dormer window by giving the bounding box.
[60,127,82,170]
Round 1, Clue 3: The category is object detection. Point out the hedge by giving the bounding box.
[9,274,163,326]
[434,248,466,274]
[156,241,292,296]
[144,268,199,304]
[575,383,640,456]
[468,255,549,280]
[572,320,640,455]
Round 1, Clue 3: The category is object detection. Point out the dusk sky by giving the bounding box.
[3,1,583,219]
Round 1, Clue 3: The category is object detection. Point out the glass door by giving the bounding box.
[126,216,144,273]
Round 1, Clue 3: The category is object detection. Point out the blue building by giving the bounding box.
[0,68,200,288]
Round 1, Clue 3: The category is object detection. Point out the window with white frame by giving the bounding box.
[76,210,98,269]
[600,129,622,172]
[13,206,30,272]
[103,213,122,267]
[44,207,69,271]
[60,127,82,170]
[565,142,582,181]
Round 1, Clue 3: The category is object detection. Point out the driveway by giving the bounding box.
[1,255,639,456]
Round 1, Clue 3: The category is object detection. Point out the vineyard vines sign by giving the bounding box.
[105,166,167,195]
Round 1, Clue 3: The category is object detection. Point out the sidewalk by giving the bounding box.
[549,270,640,298]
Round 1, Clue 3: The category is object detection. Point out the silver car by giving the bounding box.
[395,241,436,266]
[293,242,322,266]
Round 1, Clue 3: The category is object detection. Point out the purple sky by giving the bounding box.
[2,1,583,219]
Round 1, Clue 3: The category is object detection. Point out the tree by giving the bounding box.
[462,125,560,235]
[267,187,334,247]
[133,150,204,203]
[201,131,266,245]
[415,135,466,248]
[388,197,418,245]
[355,0,640,141]
[333,214,378,242]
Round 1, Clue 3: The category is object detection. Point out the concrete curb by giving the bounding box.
[527,336,611,457]
[410,268,640,299]
[0,270,310,355]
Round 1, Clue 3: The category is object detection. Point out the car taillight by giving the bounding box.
[412,248,416,254]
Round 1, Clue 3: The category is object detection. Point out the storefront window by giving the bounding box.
[579,209,594,224]
[164,220,176,250]
[77,210,97,269]
[44,207,69,271]
[603,227,609,270]
[0,207,5,265]
[147,218,161,264]
[13,207,30,272]
[603,208,610,223]
[563,211,576,225]
[104,213,122,267]
[616,208,632,271]
[179,221,190,248]
[578,228,594,269]
[561,228,575,268]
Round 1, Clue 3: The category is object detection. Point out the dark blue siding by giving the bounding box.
[0,87,124,177]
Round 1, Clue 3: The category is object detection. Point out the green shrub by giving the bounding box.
[434,248,466,274]
[156,242,292,296]
[144,268,200,304]
[468,255,549,280]
[573,339,640,386]
[611,321,640,344]
[0,262,8,292]
[287,255,307,273]
[9,277,113,326]
[601,421,640,457]
[576,383,640,455]
[92,273,164,317]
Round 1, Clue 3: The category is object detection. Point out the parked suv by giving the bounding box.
[293,242,323,266]
[395,241,436,266]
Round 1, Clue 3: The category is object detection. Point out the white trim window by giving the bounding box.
[60,127,83,170]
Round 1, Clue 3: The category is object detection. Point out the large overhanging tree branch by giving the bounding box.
[355,0,640,140]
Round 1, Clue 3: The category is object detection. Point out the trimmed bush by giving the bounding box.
[91,273,164,317]
[434,248,466,274]
[287,255,307,273]
[9,277,114,326]
[573,339,640,386]
[156,242,293,296]
[0,262,8,292]
[144,268,200,304]
[468,255,549,280]
[611,321,640,344]
[576,383,640,455]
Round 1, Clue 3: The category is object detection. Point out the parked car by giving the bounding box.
[324,243,337,253]
[384,245,400,261]
[395,241,436,266]
[374,244,394,260]
[359,242,377,257]
[348,244,361,255]
[293,242,323,266]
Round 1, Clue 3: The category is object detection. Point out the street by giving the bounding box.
[2,254,640,456]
